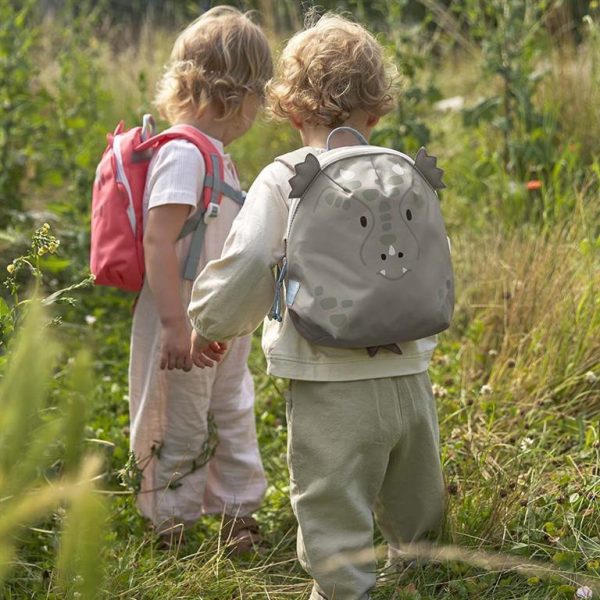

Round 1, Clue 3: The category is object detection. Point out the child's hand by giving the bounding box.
[160,318,194,371]
[190,329,228,368]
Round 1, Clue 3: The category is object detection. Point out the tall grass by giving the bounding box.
[0,303,106,598]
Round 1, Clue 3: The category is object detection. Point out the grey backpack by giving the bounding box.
[269,127,454,356]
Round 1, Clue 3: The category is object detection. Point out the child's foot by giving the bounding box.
[382,555,419,577]
[220,515,264,556]
[154,520,186,551]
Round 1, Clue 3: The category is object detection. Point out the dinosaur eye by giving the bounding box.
[381,254,387,261]
[406,209,413,221]
[360,216,368,228]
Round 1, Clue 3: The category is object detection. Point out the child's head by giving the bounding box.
[267,13,397,130]
[156,7,272,126]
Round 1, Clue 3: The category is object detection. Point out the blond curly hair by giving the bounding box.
[267,13,397,128]
[155,7,272,124]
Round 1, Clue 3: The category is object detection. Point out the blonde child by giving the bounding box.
[128,7,272,550]
[188,13,445,599]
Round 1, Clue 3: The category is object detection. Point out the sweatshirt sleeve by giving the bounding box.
[188,162,289,341]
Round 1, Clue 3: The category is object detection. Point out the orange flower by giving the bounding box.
[526,180,542,191]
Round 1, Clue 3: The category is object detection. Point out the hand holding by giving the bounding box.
[190,329,228,368]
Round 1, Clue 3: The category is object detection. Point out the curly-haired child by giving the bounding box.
[188,13,445,599]
[128,6,272,551]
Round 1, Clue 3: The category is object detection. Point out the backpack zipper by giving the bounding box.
[113,134,137,236]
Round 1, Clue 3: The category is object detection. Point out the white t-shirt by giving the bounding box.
[144,139,205,216]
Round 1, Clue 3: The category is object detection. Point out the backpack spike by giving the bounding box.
[289,153,321,198]
[414,147,446,190]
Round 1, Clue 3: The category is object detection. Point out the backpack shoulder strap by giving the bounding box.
[136,126,223,210]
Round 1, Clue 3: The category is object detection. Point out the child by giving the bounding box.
[188,13,445,600]
[128,6,272,550]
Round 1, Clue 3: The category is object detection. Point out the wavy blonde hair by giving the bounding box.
[155,7,272,124]
[267,13,397,128]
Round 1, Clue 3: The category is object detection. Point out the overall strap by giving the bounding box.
[179,211,208,281]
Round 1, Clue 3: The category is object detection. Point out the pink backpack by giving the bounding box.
[90,114,244,292]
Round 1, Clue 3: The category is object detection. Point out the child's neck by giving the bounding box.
[298,114,376,149]
[177,106,232,146]
[299,125,335,149]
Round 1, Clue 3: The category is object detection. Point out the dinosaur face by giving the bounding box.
[354,187,421,280]
[308,157,428,281]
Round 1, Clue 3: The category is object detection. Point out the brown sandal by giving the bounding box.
[220,515,264,555]
[154,520,186,551]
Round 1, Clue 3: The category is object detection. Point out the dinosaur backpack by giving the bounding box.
[90,114,244,292]
[269,127,454,354]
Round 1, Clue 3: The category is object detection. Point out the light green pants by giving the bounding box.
[286,372,445,600]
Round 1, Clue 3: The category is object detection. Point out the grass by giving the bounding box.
[9,215,592,599]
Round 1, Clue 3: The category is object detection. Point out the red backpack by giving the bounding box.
[90,114,244,292]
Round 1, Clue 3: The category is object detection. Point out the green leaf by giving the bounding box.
[39,255,71,273]
[0,297,9,319]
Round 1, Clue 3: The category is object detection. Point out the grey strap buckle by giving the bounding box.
[203,201,220,224]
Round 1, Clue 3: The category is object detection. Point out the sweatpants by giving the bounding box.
[286,371,445,600]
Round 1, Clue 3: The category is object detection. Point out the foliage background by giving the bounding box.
[0,0,599,598]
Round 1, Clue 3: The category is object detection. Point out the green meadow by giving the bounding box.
[0,1,598,598]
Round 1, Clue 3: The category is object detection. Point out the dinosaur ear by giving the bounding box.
[414,147,446,190]
[289,153,321,198]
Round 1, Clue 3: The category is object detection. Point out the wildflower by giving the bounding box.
[576,586,593,599]
[37,247,47,256]
[480,384,493,395]
[85,315,97,325]
[519,437,534,451]
[584,371,597,385]
[41,222,50,233]
[432,383,448,398]
[526,180,542,191]
[488,349,498,357]
[6,263,15,274]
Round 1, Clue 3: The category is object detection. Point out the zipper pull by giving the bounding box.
[268,257,288,322]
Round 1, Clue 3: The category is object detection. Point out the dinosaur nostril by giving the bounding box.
[398,252,404,258]
[380,254,387,260]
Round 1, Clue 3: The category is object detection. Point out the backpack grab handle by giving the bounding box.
[326,127,369,151]
[141,114,156,142]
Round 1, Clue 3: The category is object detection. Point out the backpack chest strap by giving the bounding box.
[203,173,245,205]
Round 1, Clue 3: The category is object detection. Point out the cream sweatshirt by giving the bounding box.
[188,148,437,382]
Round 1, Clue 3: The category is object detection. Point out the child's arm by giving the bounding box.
[144,204,195,371]
[188,164,288,353]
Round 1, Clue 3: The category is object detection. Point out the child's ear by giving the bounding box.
[366,114,380,127]
[289,115,303,130]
